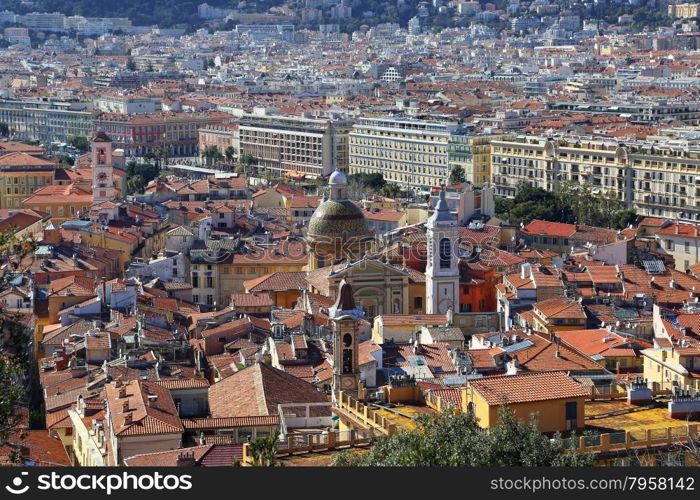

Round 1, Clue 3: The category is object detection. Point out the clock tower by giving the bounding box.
[91,131,116,203]
[330,280,364,395]
[426,188,461,314]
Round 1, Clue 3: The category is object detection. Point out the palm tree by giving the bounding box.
[224,146,236,165]
[202,145,223,166]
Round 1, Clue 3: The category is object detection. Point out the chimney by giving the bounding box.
[122,401,129,413]
[123,414,132,426]
[676,224,680,235]
[176,451,197,467]
[118,386,126,399]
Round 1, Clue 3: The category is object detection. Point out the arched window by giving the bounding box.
[439,238,451,269]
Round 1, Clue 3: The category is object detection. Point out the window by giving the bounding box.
[666,240,673,250]
[206,295,214,305]
[206,277,213,288]
[193,294,199,303]
[565,401,577,430]
[192,276,199,288]
[413,297,422,309]
[439,238,451,269]
[686,242,691,254]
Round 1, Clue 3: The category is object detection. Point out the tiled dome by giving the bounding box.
[307,199,369,240]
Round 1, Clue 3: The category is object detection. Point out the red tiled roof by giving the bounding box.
[469,371,589,405]
[208,363,327,417]
[522,220,576,238]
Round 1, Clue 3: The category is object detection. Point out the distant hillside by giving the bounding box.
[4,0,241,28]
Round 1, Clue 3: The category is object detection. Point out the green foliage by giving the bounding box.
[202,145,224,165]
[610,208,637,230]
[448,165,466,185]
[125,160,158,195]
[224,146,236,163]
[332,407,593,467]
[348,172,386,190]
[239,153,257,167]
[125,57,137,71]
[0,227,37,449]
[247,431,281,466]
[57,154,74,168]
[495,181,630,229]
[68,135,89,153]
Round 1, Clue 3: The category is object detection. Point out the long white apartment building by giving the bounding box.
[238,109,353,178]
[348,117,459,194]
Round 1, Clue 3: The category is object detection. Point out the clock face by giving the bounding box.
[98,172,107,180]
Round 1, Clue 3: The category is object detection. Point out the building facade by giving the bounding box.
[0,98,92,145]
[349,117,459,194]
[92,111,227,158]
[238,111,352,178]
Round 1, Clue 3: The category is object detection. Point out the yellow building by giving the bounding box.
[189,240,308,307]
[74,224,141,273]
[668,2,699,19]
[448,135,495,186]
[23,183,93,223]
[529,297,587,334]
[0,152,55,209]
[465,371,589,433]
[642,347,700,390]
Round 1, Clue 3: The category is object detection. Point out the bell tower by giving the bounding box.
[330,280,364,394]
[426,188,460,314]
[91,131,116,203]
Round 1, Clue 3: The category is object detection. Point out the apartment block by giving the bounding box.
[198,122,239,160]
[668,2,699,19]
[349,117,459,194]
[548,101,700,125]
[238,110,352,178]
[93,111,228,157]
[449,134,508,186]
[0,153,55,209]
[491,134,700,222]
[0,98,92,145]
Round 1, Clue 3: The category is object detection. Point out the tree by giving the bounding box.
[125,160,158,195]
[610,208,637,230]
[57,154,74,168]
[125,57,136,71]
[448,165,466,185]
[224,146,236,164]
[245,431,281,466]
[0,227,38,458]
[239,153,257,175]
[151,145,169,173]
[381,182,404,199]
[239,153,257,168]
[68,136,89,153]
[332,406,593,467]
[202,145,223,166]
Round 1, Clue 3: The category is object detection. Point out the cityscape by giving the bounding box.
[3,0,700,472]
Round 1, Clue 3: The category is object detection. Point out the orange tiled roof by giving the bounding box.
[469,371,589,405]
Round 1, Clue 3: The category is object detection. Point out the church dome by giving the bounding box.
[307,199,369,240]
[328,169,348,186]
